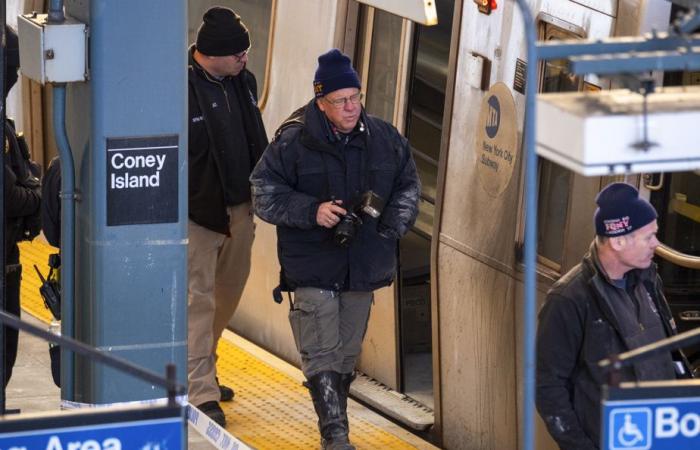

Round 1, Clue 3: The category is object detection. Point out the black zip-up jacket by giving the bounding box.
[188,47,268,234]
[536,243,683,450]
[250,100,420,292]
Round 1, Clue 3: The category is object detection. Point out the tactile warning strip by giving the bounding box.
[19,240,56,324]
[216,338,418,449]
[18,240,420,449]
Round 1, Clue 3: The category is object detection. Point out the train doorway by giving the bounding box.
[648,28,700,373]
[354,0,454,408]
[649,170,700,368]
[398,0,454,408]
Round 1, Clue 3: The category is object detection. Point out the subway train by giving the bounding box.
[7,0,699,449]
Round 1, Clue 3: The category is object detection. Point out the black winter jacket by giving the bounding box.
[188,48,268,234]
[4,119,40,259]
[250,100,420,292]
[536,243,681,450]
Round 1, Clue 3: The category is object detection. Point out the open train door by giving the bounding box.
[645,169,700,371]
[644,5,700,374]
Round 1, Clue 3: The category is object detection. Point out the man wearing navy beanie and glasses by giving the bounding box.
[536,183,689,449]
[187,7,268,427]
[250,49,420,449]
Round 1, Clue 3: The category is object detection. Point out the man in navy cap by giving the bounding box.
[536,183,688,449]
[250,49,420,449]
[187,7,268,427]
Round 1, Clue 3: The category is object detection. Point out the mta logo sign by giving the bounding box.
[485,95,500,138]
[603,398,700,450]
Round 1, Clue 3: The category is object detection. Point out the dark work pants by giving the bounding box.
[289,287,373,378]
[4,244,21,387]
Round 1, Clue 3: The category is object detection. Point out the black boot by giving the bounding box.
[339,372,356,430]
[306,371,355,450]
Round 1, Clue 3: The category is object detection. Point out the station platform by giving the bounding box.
[12,239,438,449]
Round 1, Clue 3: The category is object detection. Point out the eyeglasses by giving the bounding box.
[232,47,250,61]
[323,92,363,109]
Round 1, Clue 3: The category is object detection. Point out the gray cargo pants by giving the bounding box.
[289,287,373,378]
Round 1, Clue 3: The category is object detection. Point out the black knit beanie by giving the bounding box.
[313,49,361,98]
[594,183,657,237]
[196,7,250,56]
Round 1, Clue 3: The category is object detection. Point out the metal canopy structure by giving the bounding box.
[537,86,700,175]
[511,2,700,450]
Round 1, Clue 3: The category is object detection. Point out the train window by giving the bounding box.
[649,171,700,360]
[188,0,273,100]
[364,9,403,123]
[534,19,583,271]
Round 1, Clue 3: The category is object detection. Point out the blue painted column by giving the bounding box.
[64,0,188,404]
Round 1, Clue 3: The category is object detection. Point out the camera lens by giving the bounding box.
[334,214,359,247]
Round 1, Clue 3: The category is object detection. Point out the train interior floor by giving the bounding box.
[12,239,438,449]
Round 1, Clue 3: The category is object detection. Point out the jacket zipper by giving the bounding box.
[202,70,232,112]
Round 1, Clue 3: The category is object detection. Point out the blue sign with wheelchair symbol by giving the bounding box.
[609,408,651,450]
[603,396,700,450]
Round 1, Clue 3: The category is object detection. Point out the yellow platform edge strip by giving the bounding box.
[18,240,418,450]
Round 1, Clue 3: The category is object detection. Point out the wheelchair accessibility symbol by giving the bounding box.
[610,408,652,450]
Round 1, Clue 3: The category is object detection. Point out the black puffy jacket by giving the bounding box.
[250,100,420,292]
[536,243,682,449]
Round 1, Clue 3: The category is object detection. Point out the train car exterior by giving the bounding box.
[10,0,699,448]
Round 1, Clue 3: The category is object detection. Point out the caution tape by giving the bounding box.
[186,404,253,450]
[62,398,252,450]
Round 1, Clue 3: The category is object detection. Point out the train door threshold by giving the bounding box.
[350,373,434,431]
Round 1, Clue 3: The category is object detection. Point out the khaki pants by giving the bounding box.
[187,203,254,406]
[289,288,373,378]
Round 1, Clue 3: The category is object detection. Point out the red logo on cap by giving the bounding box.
[604,216,631,234]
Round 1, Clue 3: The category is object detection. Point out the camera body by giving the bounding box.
[334,191,384,247]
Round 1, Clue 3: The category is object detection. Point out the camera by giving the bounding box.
[334,191,384,247]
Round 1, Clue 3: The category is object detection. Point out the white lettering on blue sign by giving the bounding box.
[656,407,700,438]
[605,398,700,450]
[45,436,122,450]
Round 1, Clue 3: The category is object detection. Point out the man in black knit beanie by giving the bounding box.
[187,7,268,427]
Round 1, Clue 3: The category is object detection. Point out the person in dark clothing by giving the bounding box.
[3,26,41,386]
[250,49,420,449]
[187,7,268,427]
[41,156,61,248]
[536,182,688,450]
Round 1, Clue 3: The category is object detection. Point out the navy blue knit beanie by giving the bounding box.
[196,7,250,56]
[594,183,657,237]
[313,49,361,98]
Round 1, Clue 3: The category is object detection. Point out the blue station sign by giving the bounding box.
[0,405,185,450]
[602,396,700,450]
